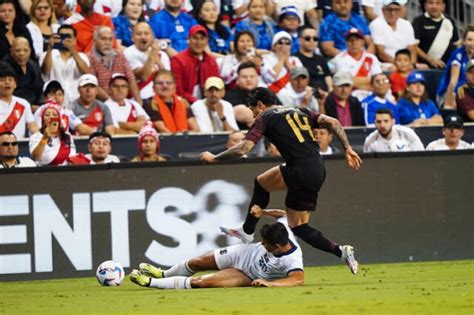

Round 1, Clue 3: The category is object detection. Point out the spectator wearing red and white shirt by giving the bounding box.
[0,67,38,139]
[104,73,149,134]
[329,28,382,101]
[124,22,171,100]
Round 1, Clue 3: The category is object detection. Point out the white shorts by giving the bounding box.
[213,244,255,280]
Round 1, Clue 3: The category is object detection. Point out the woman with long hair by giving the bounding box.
[218,30,262,88]
[113,0,145,50]
[193,0,233,55]
[26,0,59,60]
[0,0,35,59]
[29,103,76,166]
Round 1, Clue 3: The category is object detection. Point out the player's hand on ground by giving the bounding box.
[200,151,216,163]
[345,147,362,170]
[250,205,263,218]
[251,279,270,287]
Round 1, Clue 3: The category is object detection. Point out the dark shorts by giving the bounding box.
[280,156,326,212]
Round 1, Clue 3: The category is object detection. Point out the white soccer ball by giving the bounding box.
[96,260,124,286]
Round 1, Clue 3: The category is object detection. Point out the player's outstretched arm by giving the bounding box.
[251,270,304,288]
[317,114,363,170]
[201,140,255,163]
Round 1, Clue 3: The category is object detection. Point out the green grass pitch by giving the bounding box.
[1,260,473,315]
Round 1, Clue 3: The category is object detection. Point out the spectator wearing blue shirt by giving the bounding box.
[193,0,233,55]
[319,0,374,58]
[234,0,275,51]
[397,72,443,126]
[113,0,145,49]
[274,6,300,55]
[362,73,398,126]
[437,25,474,108]
[149,0,197,57]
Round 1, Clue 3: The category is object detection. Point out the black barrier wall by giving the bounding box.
[0,152,473,281]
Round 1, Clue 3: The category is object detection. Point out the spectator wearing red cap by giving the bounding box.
[170,25,219,104]
[131,124,167,162]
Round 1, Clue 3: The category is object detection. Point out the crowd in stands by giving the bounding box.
[0,0,473,168]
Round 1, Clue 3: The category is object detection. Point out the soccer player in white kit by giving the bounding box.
[130,206,304,289]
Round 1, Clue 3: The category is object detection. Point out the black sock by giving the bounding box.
[291,224,342,257]
[242,178,269,234]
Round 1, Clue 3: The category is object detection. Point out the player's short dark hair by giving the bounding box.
[260,222,289,246]
[247,87,277,107]
[395,49,411,59]
[89,131,112,143]
[58,24,77,38]
[237,61,257,75]
[375,108,394,118]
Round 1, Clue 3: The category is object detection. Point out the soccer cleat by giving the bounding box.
[219,226,254,243]
[341,245,359,275]
[129,269,151,287]
[139,263,164,279]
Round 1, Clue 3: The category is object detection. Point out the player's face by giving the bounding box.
[372,75,390,97]
[407,82,425,98]
[89,137,111,161]
[425,0,445,19]
[0,134,19,159]
[46,89,65,106]
[141,136,157,156]
[261,239,278,253]
[375,113,394,137]
[153,74,176,100]
[394,54,412,73]
[109,78,129,102]
[346,36,364,54]
[314,128,332,150]
[199,1,218,24]
[383,4,402,25]
[79,84,98,104]
[248,0,265,21]
[0,76,16,98]
[133,23,153,51]
[249,102,265,118]
[189,33,208,55]
[237,68,258,91]
[443,127,464,145]
[332,0,352,18]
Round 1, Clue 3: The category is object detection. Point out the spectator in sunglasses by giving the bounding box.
[0,131,36,168]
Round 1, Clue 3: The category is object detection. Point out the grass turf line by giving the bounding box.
[1,260,473,315]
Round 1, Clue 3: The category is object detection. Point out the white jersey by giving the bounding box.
[29,132,76,166]
[261,53,303,85]
[426,138,472,151]
[369,16,416,58]
[123,45,171,100]
[363,125,425,152]
[191,99,239,132]
[104,98,150,128]
[330,51,382,78]
[0,157,37,168]
[0,96,35,139]
[214,217,303,280]
[277,82,319,112]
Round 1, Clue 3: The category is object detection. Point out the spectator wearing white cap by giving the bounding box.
[131,124,167,162]
[324,71,365,126]
[70,74,115,134]
[260,31,303,94]
[329,28,382,101]
[104,73,150,134]
[191,76,239,132]
[277,67,318,112]
[361,0,407,22]
[369,0,417,65]
[426,114,472,151]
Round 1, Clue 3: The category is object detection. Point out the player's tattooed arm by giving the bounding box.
[214,140,255,161]
[317,114,351,150]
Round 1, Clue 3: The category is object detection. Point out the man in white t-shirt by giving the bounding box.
[124,22,171,100]
[277,67,318,112]
[191,77,239,132]
[0,131,36,168]
[369,0,417,64]
[0,67,38,139]
[426,114,472,151]
[130,206,304,289]
[364,108,425,152]
[104,73,150,134]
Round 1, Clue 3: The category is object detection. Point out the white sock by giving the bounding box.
[163,260,195,278]
[149,276,192,290]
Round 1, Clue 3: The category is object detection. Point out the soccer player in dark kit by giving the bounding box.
[201,87,363,274]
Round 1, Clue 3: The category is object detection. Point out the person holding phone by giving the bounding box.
[29,104,76,166]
